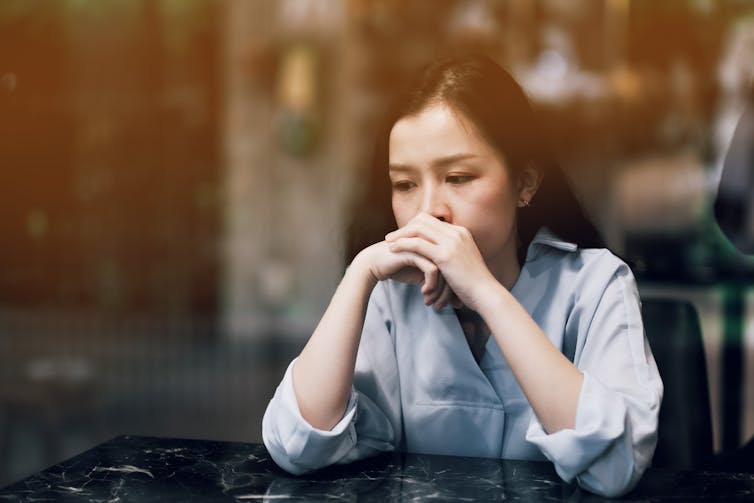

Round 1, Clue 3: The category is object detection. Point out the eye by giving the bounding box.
[392,180,416,192]
[446,174,474,185]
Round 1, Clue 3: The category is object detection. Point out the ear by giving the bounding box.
[516,163,542,208]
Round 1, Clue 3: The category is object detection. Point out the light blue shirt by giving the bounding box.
[262,229,663,497]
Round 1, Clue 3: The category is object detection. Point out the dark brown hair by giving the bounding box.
[345,54,604,264]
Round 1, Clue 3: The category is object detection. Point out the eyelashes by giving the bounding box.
[446,175,474,185]
[392,181,415,192]
[391,174,474,192]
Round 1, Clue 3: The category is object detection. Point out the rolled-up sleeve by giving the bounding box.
[525,256,663,497]
[262,360,359,474]
[262,282,401,474]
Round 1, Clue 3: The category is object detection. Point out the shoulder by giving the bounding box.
[526,228,634,284]
[560,248,636,298]
[525,236,638,313]
[572,249,638,306]
[573,248,633,279]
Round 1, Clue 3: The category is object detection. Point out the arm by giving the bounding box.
[386,215,661,496]
[385,213,581,432]
[293,242,446,431]
[263,242,448,473]
[525,260,662,497]
[291,253,376,431]
[475,281,584,433]
[388,217,662,496]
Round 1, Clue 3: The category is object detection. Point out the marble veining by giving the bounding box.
[0,435,752,501]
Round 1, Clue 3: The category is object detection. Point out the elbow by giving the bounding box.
[576,434,650,498]
[262,403,310,476]
[267,447,311,476]
[577,463,643,498]
[262,421,311,476]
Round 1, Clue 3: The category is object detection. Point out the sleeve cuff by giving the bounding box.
[525,371,627,482]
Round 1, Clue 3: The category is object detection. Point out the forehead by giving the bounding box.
[388,104,492,163]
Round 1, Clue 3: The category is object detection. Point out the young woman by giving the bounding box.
[262,55,662,498]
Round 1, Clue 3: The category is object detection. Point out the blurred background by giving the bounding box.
[2,0,754,486]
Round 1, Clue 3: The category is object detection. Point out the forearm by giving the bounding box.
[478,282,583,433]
[293,253,377,431]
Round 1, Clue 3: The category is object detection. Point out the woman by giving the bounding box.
[262,55,662,497]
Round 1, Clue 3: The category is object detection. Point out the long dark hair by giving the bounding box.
[345,54,604,264]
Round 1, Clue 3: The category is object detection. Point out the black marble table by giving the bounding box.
[1,436,753,502]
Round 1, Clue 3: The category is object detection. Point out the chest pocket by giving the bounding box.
[404,401,506,458]
[397,305,506,458]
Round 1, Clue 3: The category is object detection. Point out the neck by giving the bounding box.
[487,244,522,291]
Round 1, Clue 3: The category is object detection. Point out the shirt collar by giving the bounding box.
[525,227,578,262]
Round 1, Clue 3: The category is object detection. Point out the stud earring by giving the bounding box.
[519,199,530,208]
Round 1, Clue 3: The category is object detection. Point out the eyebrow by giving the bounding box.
[389,153,480,172]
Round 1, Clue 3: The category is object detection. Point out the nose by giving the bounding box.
[420,184,451,223]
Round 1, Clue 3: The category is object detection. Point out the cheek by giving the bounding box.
[391,196,411,228]
[469,189,519,239]
[477,184,518,216]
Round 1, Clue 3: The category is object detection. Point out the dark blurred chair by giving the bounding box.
[642,298,713,470]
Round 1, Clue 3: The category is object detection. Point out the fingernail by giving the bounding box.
[385,232,395,241]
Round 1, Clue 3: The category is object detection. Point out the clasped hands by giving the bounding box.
[366,213,496,313]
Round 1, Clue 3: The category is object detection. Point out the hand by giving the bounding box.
[384,213,497,312]
[356,241,458,308]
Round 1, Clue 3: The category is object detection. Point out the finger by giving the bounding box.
[394,250,439,290]
[419,258,440,295]
[450,293,464,309]
[385,213,454,244]
[389,236,439,264]
[421,267,439,295]
[433,282,456,311]
[423,272,445,306]
[394,248,443,305]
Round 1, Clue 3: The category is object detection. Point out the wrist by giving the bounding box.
[347,247,380,290]
[472,278,509,318]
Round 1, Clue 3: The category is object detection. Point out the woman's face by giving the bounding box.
[388,103,526,272]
